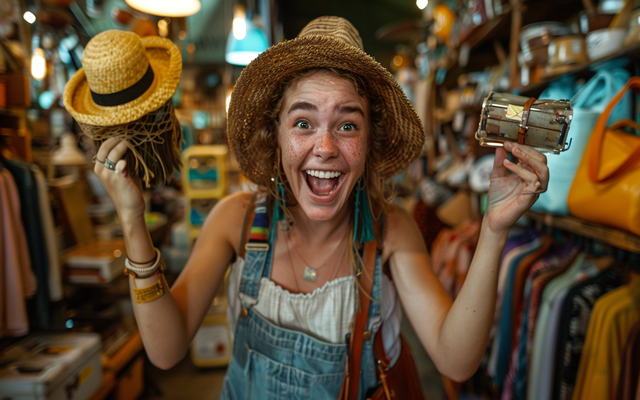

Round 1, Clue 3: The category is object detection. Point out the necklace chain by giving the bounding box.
[284,229,349,289]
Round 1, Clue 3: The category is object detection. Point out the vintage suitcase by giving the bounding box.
[0,333,102,400]
[476,92,573,154]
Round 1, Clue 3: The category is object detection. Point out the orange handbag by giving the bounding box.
[567,77,640,236]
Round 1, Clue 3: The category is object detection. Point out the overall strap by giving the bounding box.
[238,194,273,300]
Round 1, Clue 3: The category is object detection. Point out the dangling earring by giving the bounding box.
[275,175,290,231]
[272,154,290,232]
[353,177,375,244]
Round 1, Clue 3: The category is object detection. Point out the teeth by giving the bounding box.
[306,170,341,179]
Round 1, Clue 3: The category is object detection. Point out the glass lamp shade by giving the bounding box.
[125,0,200,17]
[225,20,269,66]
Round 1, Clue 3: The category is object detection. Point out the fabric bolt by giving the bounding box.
[571,275,640,400]
[616,319,640,400]
[487,237,542,382]
[491,238,551,387]
[526,246,580,400]
[553,268,623,400]
[32,166,63,301]
[0,170,36,339]
[5,160,50,330]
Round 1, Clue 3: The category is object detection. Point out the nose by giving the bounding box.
[313,129,339,160]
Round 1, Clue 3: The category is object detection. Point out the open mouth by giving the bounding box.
[305,170,342,196]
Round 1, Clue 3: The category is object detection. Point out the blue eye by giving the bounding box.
[340,123,356,131]
[295,120,311,129]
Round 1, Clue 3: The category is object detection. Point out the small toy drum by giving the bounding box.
[476,92,573,154]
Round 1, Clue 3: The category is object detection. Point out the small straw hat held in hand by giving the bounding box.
[63,30,181,127]
[227,16,426,188]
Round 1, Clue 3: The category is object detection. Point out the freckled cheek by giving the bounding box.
[340,139,368,170]
[281,138,309,170]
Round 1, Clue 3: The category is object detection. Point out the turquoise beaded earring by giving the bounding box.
[353,177,375,244]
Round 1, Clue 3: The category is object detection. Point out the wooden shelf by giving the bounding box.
[516,42,640,95]
[458,8,512,51]
[525,211,640,253]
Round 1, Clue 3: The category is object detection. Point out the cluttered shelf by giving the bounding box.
[516,41,640,95]
[90,331,144,400]
[525,211,640,253]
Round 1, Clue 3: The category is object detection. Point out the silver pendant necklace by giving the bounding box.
[285,230,347,282]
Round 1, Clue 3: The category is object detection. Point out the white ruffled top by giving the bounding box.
[227,257,402,365]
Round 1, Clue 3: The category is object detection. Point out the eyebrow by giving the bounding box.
[286,101,365,117]
[287,101,317,115]
[338,104,365,117]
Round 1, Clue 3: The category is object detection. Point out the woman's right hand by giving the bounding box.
[94,138,146,221]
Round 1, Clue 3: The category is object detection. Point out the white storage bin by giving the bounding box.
[0,333,102,400]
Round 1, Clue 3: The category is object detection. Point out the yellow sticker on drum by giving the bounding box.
[505,104,524,120]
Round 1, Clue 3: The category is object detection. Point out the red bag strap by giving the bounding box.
[588,77,640,184]
[343,240,376,399]
[341,216,383,400]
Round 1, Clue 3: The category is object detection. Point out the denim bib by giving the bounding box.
[220,196,382,399]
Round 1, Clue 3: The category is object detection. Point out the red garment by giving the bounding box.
[0,169,36,338]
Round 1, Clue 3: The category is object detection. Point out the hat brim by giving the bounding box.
[228,35,425,187]
[63,36,182,127]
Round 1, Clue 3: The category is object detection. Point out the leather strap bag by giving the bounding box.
[339,228,424,400]
[567,76,640,236]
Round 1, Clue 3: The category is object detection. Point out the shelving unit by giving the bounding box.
[516,42,640,95]
[525,211,640,253]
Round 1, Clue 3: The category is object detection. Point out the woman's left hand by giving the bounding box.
[485,141,549,234]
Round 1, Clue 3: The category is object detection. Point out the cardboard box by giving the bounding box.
[0,73,30,108]
[0,333,102,400]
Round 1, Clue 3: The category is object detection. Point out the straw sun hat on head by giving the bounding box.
[63,30,181,127]
[228,16,426,188]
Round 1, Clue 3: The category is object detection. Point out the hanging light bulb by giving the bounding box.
[23,11,36,24]
[232,5,247,40]
[125,0,200,17]
[31,48,47,81]
[417,0,429,10]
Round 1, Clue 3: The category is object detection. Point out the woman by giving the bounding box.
[94,16,548,399]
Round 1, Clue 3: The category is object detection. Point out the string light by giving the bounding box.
[417,0,429,10]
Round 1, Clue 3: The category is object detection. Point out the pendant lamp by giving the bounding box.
[125,0,200,17]
[225,19,269,66]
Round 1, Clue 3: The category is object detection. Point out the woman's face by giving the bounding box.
[277,70,369,222]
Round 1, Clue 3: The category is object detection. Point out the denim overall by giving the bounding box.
[220,197,382,399]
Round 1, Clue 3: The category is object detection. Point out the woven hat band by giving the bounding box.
[90,65,155,107]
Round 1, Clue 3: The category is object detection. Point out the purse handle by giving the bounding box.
[587,77,640,184]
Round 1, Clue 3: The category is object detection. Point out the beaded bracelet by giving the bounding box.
[124,248,163,278]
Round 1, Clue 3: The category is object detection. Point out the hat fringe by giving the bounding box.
[80,100,183,188]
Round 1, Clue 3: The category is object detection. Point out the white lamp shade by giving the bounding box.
[225,20,269,66]
[52,133,88,166]
[125,0,201,17]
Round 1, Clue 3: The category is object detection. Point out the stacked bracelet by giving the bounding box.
[124,248,163,278]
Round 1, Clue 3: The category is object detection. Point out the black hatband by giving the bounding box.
[90,65,155,107]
